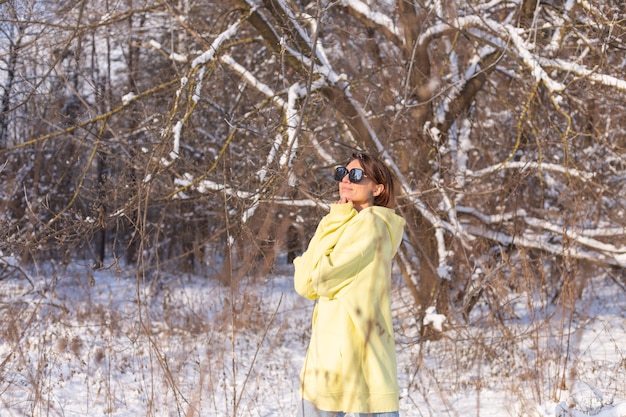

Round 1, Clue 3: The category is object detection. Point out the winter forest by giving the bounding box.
[1,0,625,416]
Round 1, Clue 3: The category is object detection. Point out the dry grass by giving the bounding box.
[0,258,624,417]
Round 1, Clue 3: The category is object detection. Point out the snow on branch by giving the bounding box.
[191,20,242,69]
[148,40,188,63]
[418,16,567,91]
[465,223,626,268]
[173,174,327,208]
[219,53,334,222]
[524,216,626,254]
[174,174,255,200]
[272,0,314,46]
[339,0,402,44]
[282,83,301,186]
[268,12,456,275]
[220,54,332,167]
[503,24,566,92]
[150,18,244,180]
[220,55,287,109]
[435,13,626,95]
[539,57,626,92]
[466,160,595,181]
[458,206,626,268]
[244,0,315,72]
[460,206,626,254]
[434,45,498,126]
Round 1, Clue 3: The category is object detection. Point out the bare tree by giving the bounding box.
[164,0,625,332]
[1,0,625,335]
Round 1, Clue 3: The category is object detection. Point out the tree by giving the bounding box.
[1,0,625,335]
[172,0,626,331]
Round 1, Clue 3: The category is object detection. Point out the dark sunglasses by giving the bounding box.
[334,166,366,183]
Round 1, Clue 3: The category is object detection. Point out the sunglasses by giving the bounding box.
[334,166,366,183]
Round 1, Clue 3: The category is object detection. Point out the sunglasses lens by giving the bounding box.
[334,167,365,183]
[349,168,364,183]
[334,166,348,181]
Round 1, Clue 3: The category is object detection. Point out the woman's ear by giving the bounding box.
[373,184,384,197]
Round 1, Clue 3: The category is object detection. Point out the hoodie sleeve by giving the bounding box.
[294,205,387,300]
[293,203,357,299]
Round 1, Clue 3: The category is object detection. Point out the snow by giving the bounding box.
[171,120,183,159]
[466,161,595,182]
[191,20,242,69]
[538,57,626,92]
[339,0,402,39]
[422,306,446,332]
[0,259,624,417]
[121,92,136,105]
[457,205,626,269]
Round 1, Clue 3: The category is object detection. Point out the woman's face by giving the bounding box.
[338,159,383,211]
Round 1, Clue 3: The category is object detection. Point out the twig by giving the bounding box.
[235,293,283,412]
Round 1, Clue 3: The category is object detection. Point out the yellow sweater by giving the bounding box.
[294,202,405,413]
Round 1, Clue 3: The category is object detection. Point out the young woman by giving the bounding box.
[293,152,405,417]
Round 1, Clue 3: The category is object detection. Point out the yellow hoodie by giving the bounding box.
[294,202,405,413]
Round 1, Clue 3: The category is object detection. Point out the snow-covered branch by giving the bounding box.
[174,174,255,200]
[421,13,626,96]
[458,206,626,268]
[173,174,326,209]
[338,0,402,46]
[466,223,626,268]
[539,57,626,92]
[466,161,595,181]
[220,55,287,109]
[420,15,566,92]
[191,20,242,69]
[150,17,245,177]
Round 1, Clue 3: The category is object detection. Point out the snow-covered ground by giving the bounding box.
[0,259,624,417]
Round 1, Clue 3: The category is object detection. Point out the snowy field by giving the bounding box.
[0,258,624,417]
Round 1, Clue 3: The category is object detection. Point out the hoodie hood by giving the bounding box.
[364,205,405,252]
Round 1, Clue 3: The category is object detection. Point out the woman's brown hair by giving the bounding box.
[346,152,396,208]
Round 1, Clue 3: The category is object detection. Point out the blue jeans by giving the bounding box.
[296,399,400,417]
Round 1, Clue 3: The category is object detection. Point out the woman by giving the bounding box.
[294,152,405,417]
